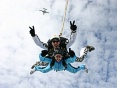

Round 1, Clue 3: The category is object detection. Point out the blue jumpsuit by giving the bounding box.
[34,54,85,73]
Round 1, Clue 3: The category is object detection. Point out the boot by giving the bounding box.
[86,46,95,52]
[79,45,95,60]
[31,61,40,69]
[30,69,36,75]
[31,64,36,69]
[84,65,88,73]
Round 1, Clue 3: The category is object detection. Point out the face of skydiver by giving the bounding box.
[54,54,63,62]
[54,48,63,62]
[52,38,60,48]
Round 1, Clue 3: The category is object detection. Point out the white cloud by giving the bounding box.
[0,0,117,88]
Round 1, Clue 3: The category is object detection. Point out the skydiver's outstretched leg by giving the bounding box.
[65,64,88,73]
[31,61,48,69]
[76,45,95,62]
[30,64,52,75]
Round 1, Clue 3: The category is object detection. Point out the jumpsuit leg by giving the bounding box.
[79,46,95,59]
[35,64,52,73]
[66,64,85,73]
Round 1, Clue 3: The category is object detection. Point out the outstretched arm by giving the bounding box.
[32,35,48,49]
[66,21,77,48]
[29,26,47,50]
[39,52,52,63]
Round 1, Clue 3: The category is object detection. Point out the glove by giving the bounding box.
[70,20,77,33]
[29,26,35,37]
[69,48,75,57]
[41,50,48,57]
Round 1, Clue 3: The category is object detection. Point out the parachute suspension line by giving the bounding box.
[59,0,68,37]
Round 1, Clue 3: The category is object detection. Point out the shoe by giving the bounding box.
[86,46,95,52]
[31,64,36,69]
[31,61,40,69]
[85,67,88,73]
[84,65,88,73]
[30,69,35,75]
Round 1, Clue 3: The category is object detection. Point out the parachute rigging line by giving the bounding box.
[60,0,68,36]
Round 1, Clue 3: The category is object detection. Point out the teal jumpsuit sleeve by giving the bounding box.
[39,54,52,63]
[65,55,77,63]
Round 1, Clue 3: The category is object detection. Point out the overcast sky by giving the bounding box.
[0,0,117,88]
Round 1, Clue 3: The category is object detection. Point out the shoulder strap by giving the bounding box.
[47,39,53,50]
[50,57,55,68]
[59,37,68,50]
[60,37,69,44]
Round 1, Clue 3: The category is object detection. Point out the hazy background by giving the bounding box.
[0,0,117,88]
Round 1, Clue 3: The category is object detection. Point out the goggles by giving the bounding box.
[52,39,60,43]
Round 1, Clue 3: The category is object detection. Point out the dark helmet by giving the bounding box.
[53,48,64,56]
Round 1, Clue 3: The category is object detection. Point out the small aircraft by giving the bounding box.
[39,8,49,15]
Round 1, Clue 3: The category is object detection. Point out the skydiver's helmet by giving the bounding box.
[54,48,63,62]
[50,34,60,48]
[50,34,60,42]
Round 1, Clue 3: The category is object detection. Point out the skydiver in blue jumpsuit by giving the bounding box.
[30,48,88,74]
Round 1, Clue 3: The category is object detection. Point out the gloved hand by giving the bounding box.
[29,26,35,37]
[41,50,48,57]
[69,48,75,57]
[70,20,77,33]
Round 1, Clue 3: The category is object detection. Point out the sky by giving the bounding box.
[0,0,117,88]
